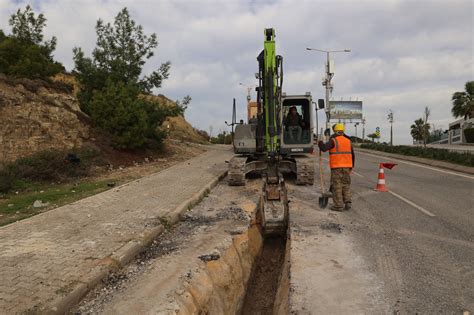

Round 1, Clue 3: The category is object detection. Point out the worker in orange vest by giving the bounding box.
[318,123,355,211]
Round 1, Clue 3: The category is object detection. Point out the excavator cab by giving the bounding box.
[281,94,314,154]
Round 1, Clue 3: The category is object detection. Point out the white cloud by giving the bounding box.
[1,0,473,144]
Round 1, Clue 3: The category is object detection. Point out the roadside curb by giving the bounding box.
[355,148,474,175]
[44,170,228,314]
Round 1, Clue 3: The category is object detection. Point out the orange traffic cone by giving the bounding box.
[375,163,389,192]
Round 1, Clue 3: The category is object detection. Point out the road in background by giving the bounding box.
[326,150,474,313]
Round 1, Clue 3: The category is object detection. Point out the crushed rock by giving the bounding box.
[320,222,345,233]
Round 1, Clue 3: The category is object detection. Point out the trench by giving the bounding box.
[240,234,290,314]
[71,180,292,314]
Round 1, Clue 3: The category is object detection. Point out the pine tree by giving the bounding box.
[73,8,176,149]
[0,5,63,78]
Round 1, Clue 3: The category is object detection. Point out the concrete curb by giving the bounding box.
[355,148,474,175]
[44,170,228,314]
[168,170,228,225]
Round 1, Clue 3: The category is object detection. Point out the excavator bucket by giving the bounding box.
[259,175,289,236]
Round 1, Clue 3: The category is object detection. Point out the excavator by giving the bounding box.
[228,28,316,235]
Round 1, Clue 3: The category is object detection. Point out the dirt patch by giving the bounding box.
[0,140,207,226]
[71,218,210,314]
[162,115,209,144]
[241,235,288,314]
[91,139,207,182]
[320,221,345,233]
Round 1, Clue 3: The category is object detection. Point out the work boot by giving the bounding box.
[344,202,352,210]
[330,205,344,212]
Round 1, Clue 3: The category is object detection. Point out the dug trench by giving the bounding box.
[71,178,291,314]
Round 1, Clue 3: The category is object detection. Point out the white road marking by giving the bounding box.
[350,167,436,217]
[388,190,436,217]
[357,151,474,180]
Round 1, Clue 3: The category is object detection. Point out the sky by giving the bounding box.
[1,0,473,144]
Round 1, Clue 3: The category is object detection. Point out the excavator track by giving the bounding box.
[228,156,248,186]
[295,156,315,185]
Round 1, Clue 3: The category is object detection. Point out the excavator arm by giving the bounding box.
[256,29,289,235]
[257,28,283,157]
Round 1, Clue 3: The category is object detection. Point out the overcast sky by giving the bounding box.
[1,0,473,144]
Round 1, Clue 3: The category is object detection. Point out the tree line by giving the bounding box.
[410,82,473,146]
[0,6,190,150]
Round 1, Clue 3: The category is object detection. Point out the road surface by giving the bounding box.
[339,150,473,313]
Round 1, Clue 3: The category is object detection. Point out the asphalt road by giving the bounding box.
[330,150,474,313]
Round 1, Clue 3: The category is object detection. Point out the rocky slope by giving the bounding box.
[0,74,208,164]
[0,74,90,164]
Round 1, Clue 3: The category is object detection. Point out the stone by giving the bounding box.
[33,200,49,208]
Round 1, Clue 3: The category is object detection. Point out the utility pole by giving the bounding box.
[354,122,360,140]
[362,117,366,142]
[306,48,351,130]
[387,110,394,146]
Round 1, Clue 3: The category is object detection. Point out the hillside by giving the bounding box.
[148,94,209,144]
[0,74,208,165]
[0,74,90,164]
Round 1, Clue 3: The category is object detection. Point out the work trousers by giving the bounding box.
[288,126,302,142]
[330,168,352,209]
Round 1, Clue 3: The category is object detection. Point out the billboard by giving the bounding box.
[329,101,363,120]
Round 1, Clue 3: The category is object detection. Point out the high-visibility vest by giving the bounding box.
[329,135,353,169]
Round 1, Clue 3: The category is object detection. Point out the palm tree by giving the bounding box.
[411,118,430,147]
[452,81,474,119]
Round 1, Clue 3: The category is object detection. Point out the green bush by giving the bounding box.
[0,32,64,79]
[0,148,103,194]
[211,132,232,144]
[360,143,474,167]
[72,8,177,150]
[0,6,64,79]
[89,80,179,149]
[0,169,14,193]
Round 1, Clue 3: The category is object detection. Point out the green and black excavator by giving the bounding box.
[228,28,316,235]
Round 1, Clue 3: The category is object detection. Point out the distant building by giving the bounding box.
[447,117,474,144]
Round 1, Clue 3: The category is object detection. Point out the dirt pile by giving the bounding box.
[163,115,209,144]
[0,74,90,164]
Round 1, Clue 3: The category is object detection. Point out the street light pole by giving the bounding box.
[306,48,351,130]
[362,117,366,142]
[387,110,394,146]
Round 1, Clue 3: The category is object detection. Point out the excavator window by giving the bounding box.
[282,99,311,144]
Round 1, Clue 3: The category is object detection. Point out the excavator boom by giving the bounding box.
[257,28,288,235]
